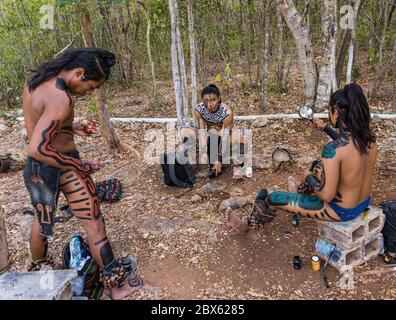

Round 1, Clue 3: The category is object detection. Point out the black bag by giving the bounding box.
[381,200,396,253]
[160,151,196,188]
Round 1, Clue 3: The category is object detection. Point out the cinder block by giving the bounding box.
[0,269,78,300]
[366,207,385,238]
[362,233,384,262]
[317,206,384,249]
[315,238,363,270]
[318,217,365,249]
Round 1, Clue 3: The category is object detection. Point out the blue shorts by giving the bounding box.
[329,196,371,221]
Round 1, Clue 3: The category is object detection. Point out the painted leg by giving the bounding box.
[60,170,143,299]
[266,191,341,221]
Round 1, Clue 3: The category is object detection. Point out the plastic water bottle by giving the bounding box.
[315,239,341,263]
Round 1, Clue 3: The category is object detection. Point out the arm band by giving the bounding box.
[305,174,321,190]
[324,124,339,140]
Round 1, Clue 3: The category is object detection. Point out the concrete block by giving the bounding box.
[0,269,78,300]
[317,206,384,249]
[318,217,365,249]
[366,207,385,238]
[362,233,384,262]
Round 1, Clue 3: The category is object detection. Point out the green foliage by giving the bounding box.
[87,98,97,115]
[0,0,395,109]
[352,63,360,80]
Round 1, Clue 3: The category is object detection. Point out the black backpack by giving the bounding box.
[160,150,196,188]
[381,200,396,254]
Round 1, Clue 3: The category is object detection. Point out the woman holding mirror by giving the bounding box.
[227,83,377,234]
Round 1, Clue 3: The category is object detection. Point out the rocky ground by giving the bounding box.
[0,105,395,299]
[0,55,395,299]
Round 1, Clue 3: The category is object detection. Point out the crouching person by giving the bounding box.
[181,84,250,178]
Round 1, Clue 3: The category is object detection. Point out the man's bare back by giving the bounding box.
[23,78,76,154]
[336,134,377,208]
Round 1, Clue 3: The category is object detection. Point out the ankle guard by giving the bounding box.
[247,199,276,226]
[95,178,123,202]
[99,257,137,289]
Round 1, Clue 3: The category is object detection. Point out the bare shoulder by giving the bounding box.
[321,132,350,160]
[38,82,72,120]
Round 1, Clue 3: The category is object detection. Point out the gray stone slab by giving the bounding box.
[0,269,78,300]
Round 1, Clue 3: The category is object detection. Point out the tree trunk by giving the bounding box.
[187,0,197,124]
[259,0,271,109]
[173,0,190,125]
[276,7,285,86]
[0,205,9,274]
[316,0,338,111]
[78,4,126,153]
[277,0,317,106]
[336,29,351,83]
[138,1,157,92]
[169,0,183,129]
[346,0,362,84]
[371,0,396,100]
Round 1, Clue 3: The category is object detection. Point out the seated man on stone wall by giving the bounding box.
[227,83,377,234]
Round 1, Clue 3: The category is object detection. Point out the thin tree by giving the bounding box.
[169,0,184,129]
[276,0,317,107]
[316,0,337,111]
[187,0,197,123]
[78,3,127,152]
[137,1,157,93]
[346,0,362,84]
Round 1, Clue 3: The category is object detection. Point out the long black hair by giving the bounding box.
[329,83,376,154]
[201,84,220,98]
[27,48,116,92]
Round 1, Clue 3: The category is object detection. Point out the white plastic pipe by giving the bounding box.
[16,113,396,124]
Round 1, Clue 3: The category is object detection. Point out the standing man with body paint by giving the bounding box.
[227,83,377,234]
[22,48,143,299]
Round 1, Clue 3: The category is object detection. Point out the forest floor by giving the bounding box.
[0,59,395,300]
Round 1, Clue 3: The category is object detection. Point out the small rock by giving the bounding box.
[142,232,149,239]
[270,123,281,130]
[252,154,272,169]
[230,187,244,197]
[130,123,140,130]
[191,195,202,203]
[0,124,7,132]
[252,118,269,128]
[15,109,24,117]
[219,197,249,212]
[196,182,225,197]
[288,129,296,134]
[371,115,382,123]
[2,202,30,215]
